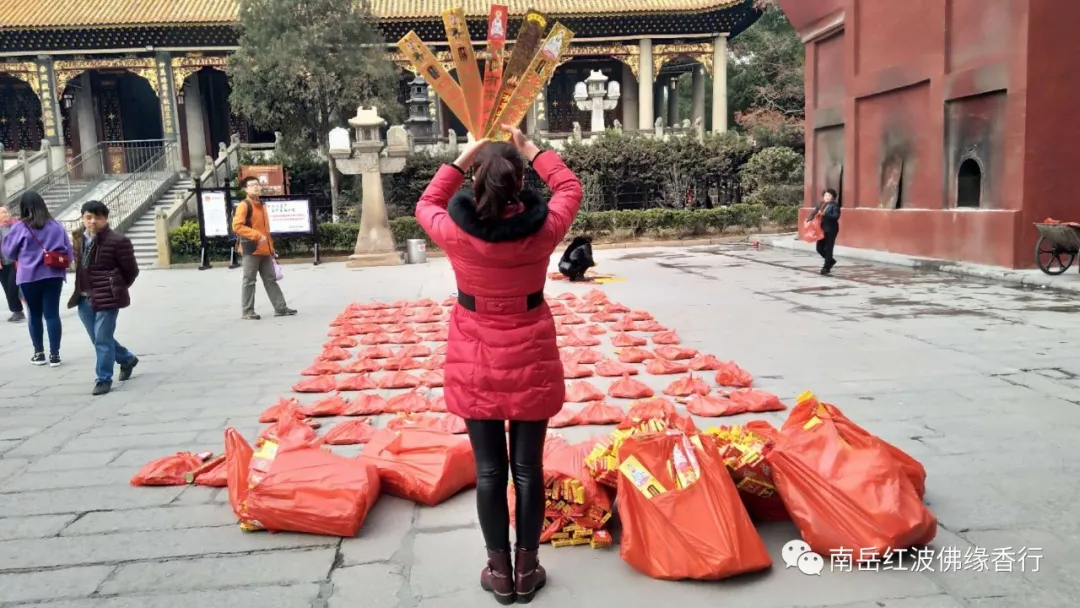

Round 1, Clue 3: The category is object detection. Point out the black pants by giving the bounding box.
[465,419,548,553]
[816,230,838,265]
[0,265,21,313]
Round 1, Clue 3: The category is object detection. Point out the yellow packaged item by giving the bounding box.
[619,455,667,498]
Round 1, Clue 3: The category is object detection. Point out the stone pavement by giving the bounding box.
[1,244,1079,607]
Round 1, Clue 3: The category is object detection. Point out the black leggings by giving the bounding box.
[465,419,548,553]
[816,230,838,264]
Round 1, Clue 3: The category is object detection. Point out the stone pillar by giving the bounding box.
[75,73,102,175]
[691,65,706,127]
[35,56,63,147]
[183,77,208,175]
[667,77,679,128]
[638,39,654,133]
[712,34,728,133]
[621,63,639,131]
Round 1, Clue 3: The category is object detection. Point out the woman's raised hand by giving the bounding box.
[452,138,490,171]
[501,124,541,161]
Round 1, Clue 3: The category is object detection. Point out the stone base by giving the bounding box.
[346,251,403,268]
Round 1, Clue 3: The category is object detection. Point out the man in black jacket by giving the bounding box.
[558,236,595,282]
[69,201,140,396]
[807,188,842,275]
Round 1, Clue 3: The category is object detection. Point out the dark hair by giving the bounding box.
[240,176,260,189]
[473,142,524,221]
[81,200,110,218]
[18,190,52,230]
[823,188,838,199]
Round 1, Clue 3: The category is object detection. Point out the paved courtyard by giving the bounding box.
[1,244,1079,608]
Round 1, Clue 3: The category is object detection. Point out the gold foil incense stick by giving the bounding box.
[397,31,473,135]
[442,8,484,135]
[484,10,547,136]
[485,22,574,140]
[480,5,509,132]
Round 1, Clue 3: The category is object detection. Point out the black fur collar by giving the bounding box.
[448,188,548,242]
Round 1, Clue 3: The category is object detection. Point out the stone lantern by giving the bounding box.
[404,75,434,139]
[330,106,412,268]
[574,70,621,134]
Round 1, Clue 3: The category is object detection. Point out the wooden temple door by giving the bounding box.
[96,74,126,173]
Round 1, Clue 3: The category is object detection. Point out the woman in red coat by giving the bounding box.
[416,125,582,604]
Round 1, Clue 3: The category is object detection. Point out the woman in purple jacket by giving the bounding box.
[1,191,74,366]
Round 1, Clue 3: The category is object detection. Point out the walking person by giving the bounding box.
[807,187,842,275]
[68,201,140,396]
[0,191,73,366]
[0,207,26,322]
[232,176,295,320]
[415,124,583,604]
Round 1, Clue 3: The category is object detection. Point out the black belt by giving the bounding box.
[457,290,544,314]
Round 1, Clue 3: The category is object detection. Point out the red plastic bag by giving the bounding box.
[612,332,647,347]
[549,406,581,428]
[784,394,925,497]
[627,310,653,321]
[131,452,205,486]
[358,346,393,359]
[320,347,351,362]
[345,394,388,416]
[686,394,744,417]
[361,332,393,345]
[194,455,228,487]
[302,360,343,376]
[715,362,754,388]
[611,318,642,332]
[258,414,320,447]
[397,344,432,358]
[560,328,601,347]
[689,354,724,371]
[435,344,448,355]
[419,369,445,388]
[646,359,689,375]
[323,419,378,445]
[555,292,578,301]
[727,389,785,413]
[414,322,443,334]
[343,359,382,374]
[617,432,772,580]
[430,329,449,342]
[618,347,655,364]
[381,323,409,335]
[421,355,445,370]
[652,331,681,345]
[562,348,603,364]
[378,371,421,389]
[563,361,594,379]
[605,302,630,313]
[560,313,586,325]
[573,302,599,314]
[293,376,337,393]
[596,359,639,377]
[770,399,936,555]
[609,373,655,399]
[801,216,825,243]
[619,399,697,434]
[590,311,620,323]
[304,393,349,417]
[351,322,383,335]
[383,356,423,371]
[324,336,359,349]
[409,308,442,323]
[577,401,626,425]
[663,374,710,397]
[385,413,439,430]
[387,389,431,413]
[429,396,448,412]
[437,413,468,434]
[566,380,606,403]
[655,346,698,361]
[391,330,424,344]
[337,374,377,391]
[637,320,669,332]
[359,428,477,506]
[260,398,304,423]
[586,324,607,336]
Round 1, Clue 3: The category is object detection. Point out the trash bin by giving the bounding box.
[406,239,428,264]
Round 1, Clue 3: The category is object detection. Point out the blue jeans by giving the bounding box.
[77,298,135,384]
[20,278,63,356]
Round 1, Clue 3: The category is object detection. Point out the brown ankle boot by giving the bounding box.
[480,550,515,605]
[514,547,547,604]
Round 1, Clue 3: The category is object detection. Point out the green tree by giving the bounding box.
[729,0,805,118]
[228,0,403,219]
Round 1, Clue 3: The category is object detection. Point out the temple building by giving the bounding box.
[776,0,1080,268]
[1,0,760,179]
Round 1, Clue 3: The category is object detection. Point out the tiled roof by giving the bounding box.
[0,0,744,29]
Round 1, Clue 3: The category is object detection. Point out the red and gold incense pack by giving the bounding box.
[442,7,484,133]
[484,10,547,136]
[485,23,574,140]
[397,31,473,135]
[480,5,509,131]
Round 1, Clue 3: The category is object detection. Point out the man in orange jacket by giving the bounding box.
[232,177,296,320]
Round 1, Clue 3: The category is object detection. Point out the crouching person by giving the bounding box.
[69,201,140,396]
[558,235,595,282]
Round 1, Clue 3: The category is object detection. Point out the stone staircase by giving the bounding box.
[37,177,99,215]
[126,178,193,267]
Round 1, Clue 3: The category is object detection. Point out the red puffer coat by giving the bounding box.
[415,151,583,421]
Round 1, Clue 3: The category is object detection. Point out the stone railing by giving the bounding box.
[1,141,58,208]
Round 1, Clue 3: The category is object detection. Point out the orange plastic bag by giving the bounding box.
[359,428,477,506]
[646,359,689,375]
[605,302,630,313]
[429,396,448,412]
[770,399,936,555]
[260,398,304,423]
[627,310,653,321]
[420,369,445,387]
[801,216,825,243]
[391,330,424,344]
[566,380,606,403]
[573,302,599,314]
[344,394,388,416]
[619,399,698,434]
[618,347,655,364]
[689,354,724,371]
[590,311,620,323]
[387,389,431,414]
[319,347,351,361]
[305,393,349,417]
[361,332,393,345]
[414,322,443,334]
[715,362,754,388]
[437,413,468,434]
[131,452,205,486]
[293,376,337,393]
[586,324,607,336]
[302,360,343,376]
[617,432,772,580]
[784,393,926,497]
[337,374,377,392]
[611,318,642,332]
[663,374,710,397]
[637,320,669,332]
[596,359,639,377]
[421,355,445,371]
[655,346,698,361]
[652,331,681,345]
[378,371,421,389]
[686,394,743,417]
[397,344,432,358]
[577,401,626,425]
[430,329,450,342]
[561,313,586,325]
[563,348,603,364]
[344,359,382,373]
[555,292,578,301]
[563,361,594,379]
[611,332,646,347]
[358,346,393,359]
[258,414,320,446]
[549,406,581,428]
[560,328,601,347]
[708,422,788,522]
[323,419,378,445]
[194,456,228,487]
[324,336,358,349]
[609,373,655,399]
[727,389,785,413]
[385,413,440,430]
[383,356,423,371]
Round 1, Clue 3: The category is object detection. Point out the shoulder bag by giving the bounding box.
[27,222,71,269]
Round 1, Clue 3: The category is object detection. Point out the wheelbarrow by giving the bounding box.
[1034,222,1080,275]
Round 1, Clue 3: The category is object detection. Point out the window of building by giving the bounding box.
[957,158,982,208]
